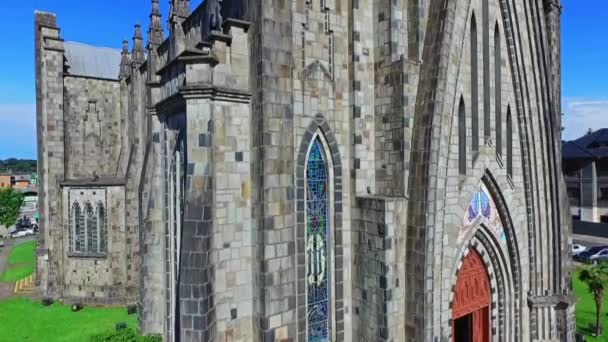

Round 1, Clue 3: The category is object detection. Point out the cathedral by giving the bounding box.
[35,0,574,341]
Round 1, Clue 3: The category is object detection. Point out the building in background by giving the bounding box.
[35,0,573,341]
[0,175,11,188]
[0,173,37,190]
[563,129,608,223]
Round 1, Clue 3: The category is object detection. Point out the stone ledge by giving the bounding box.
[222,18,251,33]
[209,30,232,46]
[156,49,218,76]
[179,83,251,103]
[67,252,107,259]
[60,178,126,187]
[527,293,577,309]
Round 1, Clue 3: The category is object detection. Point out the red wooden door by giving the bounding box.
[452,250,490,342]
[472,307,489,342]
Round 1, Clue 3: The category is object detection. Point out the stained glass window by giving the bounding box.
[71,200,106,255]
[306,138,330,342]
[72,202,82,252]
[97,202,107,253]
[85,202,96,252]
[459,184,506,245]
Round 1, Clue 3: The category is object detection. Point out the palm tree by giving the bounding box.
[579,263,608,336]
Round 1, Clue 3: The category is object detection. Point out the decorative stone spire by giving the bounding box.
[148,0,164,47]
[119,40,131,79]
[132,24,145,65]
[169,0,190,23]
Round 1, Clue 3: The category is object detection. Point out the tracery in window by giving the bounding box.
[71,202,83,252]
[97,202,107,253]
[70,199,107,256]
[305,137,330,342]
[85,202,96,252]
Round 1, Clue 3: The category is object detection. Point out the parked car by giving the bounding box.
[574,246,608,264]
[572,244,587,256]
[10,228,34,239]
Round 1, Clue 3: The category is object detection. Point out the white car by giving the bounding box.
[10,229,34,239]
[572,244,587,256]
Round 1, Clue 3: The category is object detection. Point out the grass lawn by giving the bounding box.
[1,240,36,282]
[574,267,608,341]
[0,264,34,282]
[0,298,137,341]
[7,240,36,264]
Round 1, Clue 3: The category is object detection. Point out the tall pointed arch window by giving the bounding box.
[459,97,467,176]
[85,202,96,252]
[506,106,513,178]
[471,13,479,159]
[71,202,83,252]
[97,202,107,254]
[495,23,502,159]
[305,137,330,341]
[70,199,107,256]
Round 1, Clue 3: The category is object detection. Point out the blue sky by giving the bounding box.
[0,0,605,159]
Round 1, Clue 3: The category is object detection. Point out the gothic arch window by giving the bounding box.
[471,12,479,160]
[71,202,83,252]
[506,106,513,178]
[85,202,96,252]
[70,199,106,255]
[305,136,331,341]
[459,96,467,176]
[97,202,107,253]
[495,23,502,159]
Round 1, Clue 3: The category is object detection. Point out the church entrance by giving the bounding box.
[452,250,491,342]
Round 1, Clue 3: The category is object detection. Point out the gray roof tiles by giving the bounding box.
[64,41,122,80]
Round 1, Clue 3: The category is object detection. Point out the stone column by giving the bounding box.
[35,11,66,298]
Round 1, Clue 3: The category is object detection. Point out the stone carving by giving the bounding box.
[209,0,223,32]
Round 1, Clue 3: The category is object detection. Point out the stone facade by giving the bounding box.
[35,0,574,341]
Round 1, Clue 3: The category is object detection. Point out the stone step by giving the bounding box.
[14,274,36,294]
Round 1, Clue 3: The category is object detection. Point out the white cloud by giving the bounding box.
[563,98,608,141]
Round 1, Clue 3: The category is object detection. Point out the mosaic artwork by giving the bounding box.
[458,184,506,246]
[305,138,330,342]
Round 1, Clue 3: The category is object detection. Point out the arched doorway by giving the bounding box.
[452,249,491,342]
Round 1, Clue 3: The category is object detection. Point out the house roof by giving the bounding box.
[562,129,608,173]
[563,129,608,160]
[12,174,31,181]
[64,41,121,80]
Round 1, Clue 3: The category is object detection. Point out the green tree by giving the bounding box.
[0,188,24,228]
[579,262,608,336]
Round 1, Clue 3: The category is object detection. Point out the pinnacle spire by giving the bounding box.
[148,0,164,47]
[132,24,145,65]
[169,0,190,23]
[119,40,131,79]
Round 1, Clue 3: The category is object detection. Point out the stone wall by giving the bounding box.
[63,76,121,179]
[60,185,129,304]
[35,11,141,306]
[35,12,66,298]
[37,0,573,340]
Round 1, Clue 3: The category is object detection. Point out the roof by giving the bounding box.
[64,41,121,80]
[12,174,32,181]
[563,129,608,160]
[562,129,608,173]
